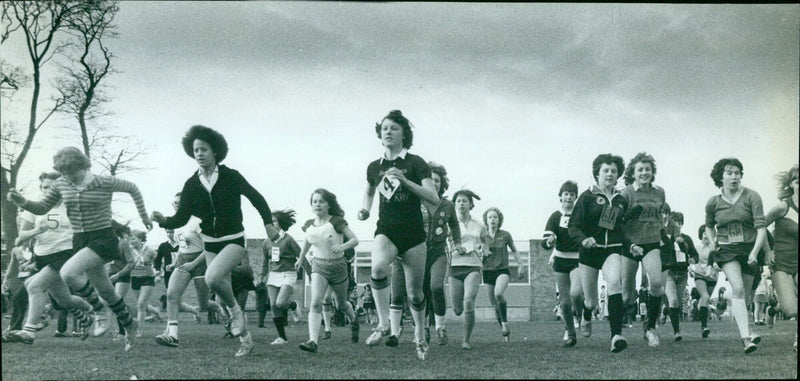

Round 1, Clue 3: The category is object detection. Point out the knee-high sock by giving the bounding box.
[699,306,709,328]
[308,311,322,343]
[669,307,681,333]
[274,315,286,340]
[582,302,593,322]
[371,277,390,331]
[75,281,105,313]
[389,306,403,336]
[562,303,575,334]
[731,298,751,339]
[108,297,133,328]
[608,293,623,337]
[498,299,508,323]
[646,294,661,330]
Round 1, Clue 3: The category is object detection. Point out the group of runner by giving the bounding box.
[2,110,797,359]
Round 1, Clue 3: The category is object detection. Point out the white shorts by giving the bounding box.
[267,270,297,288]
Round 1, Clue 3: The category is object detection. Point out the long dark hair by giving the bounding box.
[311,188,345,217]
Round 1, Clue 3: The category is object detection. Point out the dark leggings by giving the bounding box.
[10,282,29,331]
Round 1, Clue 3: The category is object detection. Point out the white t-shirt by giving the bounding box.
[21,203,72,256]
[176,216,204,254]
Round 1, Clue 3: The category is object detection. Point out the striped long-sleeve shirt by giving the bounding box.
[22,175,148,233]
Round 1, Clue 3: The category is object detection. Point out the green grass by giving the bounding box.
[2,316,797,380]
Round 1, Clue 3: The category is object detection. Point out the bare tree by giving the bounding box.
[55,0,119,158]
[0,1,76,244]
[90,128,152,176]
[0,59,29,99]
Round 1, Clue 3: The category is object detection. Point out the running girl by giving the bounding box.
[483,206,524,342]
[358,110,439,360]
[689,225,719,339]
[264,209,302,346]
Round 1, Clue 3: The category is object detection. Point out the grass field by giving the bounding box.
[2,313,797,380]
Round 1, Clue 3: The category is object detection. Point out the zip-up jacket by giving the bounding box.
[161,165,273,239]
[568,185,631,250]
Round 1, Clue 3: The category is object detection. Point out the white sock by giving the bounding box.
[390,308,402,336]
[309,311,322,343]
[411,307,425,342]
[373,286,391,330]
[731,298,751,339]
[167,321,179,338]
[434,314,446,330]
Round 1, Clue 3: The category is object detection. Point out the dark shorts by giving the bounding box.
[231,265,256,293]
[34,249,73,272]
[693,277,717,292]
[375,224,426,257]
[772,249,798,276]
[205,237,246,255]
[131,276,155,290]
[579,246,624,270]
[450,266,481,282]
[113,274,131,284]
[622,242,661,262]
[553,256,580,274]
[482,268,510,285]
[715,243,758,276]
[72,228,120,262]
[174,251,208,278]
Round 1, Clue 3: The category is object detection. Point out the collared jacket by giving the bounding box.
[568,185,631,250]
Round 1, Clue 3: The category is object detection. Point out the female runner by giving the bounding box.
[482,207,524,342]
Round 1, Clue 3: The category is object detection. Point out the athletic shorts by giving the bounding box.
[579,246,624,270]
[714,243,757,276]
[552,256,579,274]
[205,237,246,255]
[622,242,660,262]
[772,249,798,276]
[72,228,120,262]
[694,278,717,292]
[450,266,481,282]
[482,268,510,285]
[375,224,426,257]
[267,270,297,288]
[311,256,349,286]
[231,265,256,293]
[131,276,155,290]
[174,251,207,278]
[754,293,769,303]
[34,249,73,272]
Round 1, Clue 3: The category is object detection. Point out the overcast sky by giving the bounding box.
[2,2,798,251]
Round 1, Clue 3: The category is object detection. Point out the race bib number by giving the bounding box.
[559,215,570,229]
[378,175,401,201]
[598,205,620,230]
[176,233,189,250]
[270,247,280,263]
[726,223,744,243]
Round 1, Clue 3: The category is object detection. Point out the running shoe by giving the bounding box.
[501,323,510,342]
[322,330,332,340]
[366,328,388,346]
[350,321,360,343]
[750,333,761,344]
[78,315,94,341]
[235,332,254,357]
[32,320,48,331]
[673,331,682,342]
[702,327,710,339]
[155,333,179,348]
[436,328,448,346]
[579,319,592,338]
[564,332,577,348]
[461,341,472,350]
[124,320,138,352]
[93,310,111,337]
[270,337,288,345]
[611,334,628,353]
[229,308,245,337]
[645,329,660,347]
[742,337,758,354]
[5,330,34,344]
[416,341,429,360]
[385,334,399,347]
[299,339,318,353]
